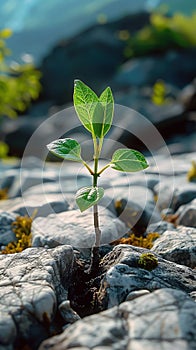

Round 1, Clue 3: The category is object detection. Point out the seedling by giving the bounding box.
[47,80,149,273]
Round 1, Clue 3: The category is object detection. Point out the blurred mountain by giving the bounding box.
[1,0,146,64]
[1,0,195,64]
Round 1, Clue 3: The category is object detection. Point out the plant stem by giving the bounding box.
[93,204,101,247]
[98,163,110,175]
[87,137,101,275]
[82,161,94,175]
[93,144,101,247]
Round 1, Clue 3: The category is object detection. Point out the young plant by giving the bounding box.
[47,80,149,272]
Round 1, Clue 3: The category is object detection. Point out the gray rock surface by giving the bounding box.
[32,208,127,249]
[105,185,161,230]
[0,194,70,217]
[125,289,150,301]
[110,173,159,191]
[0,151,196,349]
[147,220,176,235]
[0,245,74,350]
[99,245,196,308]
[0,212,17,246]
[152,226,196,268]
[154,182,196,211]
[176,199,196,228]
[39,288,196,350]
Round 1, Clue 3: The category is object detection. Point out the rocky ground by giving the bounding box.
[0,2,196,348]
[0,147,195,350]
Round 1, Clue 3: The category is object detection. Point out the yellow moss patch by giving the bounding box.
[187,161,196,182]
[112,232,160,249]
[0,188,8,200]
[1,215,32,254]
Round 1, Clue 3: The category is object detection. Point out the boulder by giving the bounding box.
[0,194,70,218]
[176,199,196,228]
[32,208,127,249]
[113,49,196,90]
[152,226,196,268]
[0,245,74,350]
[39,288,196,350]
[154,183,196,211]
[99,245,196,308]
[147,220,176,235]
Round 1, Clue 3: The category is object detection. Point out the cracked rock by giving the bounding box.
[0,245,74,350]
[39,288,196,350]
[99,245,196,308]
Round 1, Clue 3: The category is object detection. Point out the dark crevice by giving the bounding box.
[67,255,107,318]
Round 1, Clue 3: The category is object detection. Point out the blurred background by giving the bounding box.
[0,0,196,159]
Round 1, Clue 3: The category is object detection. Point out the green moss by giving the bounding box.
[138,252,158,271]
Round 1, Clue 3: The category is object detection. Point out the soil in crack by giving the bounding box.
[68,257,105,318]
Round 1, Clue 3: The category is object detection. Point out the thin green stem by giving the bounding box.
[82,161,94,175]
[98,163,111,175]
[93,157,99,187]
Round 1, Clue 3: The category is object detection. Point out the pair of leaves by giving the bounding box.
[47,138,148,172]
[73,80,114,138]
[47,138,148,212]
[75,147,148,212]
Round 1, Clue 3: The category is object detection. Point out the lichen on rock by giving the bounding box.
[138,252,158,271]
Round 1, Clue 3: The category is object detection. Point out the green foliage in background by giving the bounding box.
[0,28,42,119]
[123,12,196,58]
[0,141,9,158]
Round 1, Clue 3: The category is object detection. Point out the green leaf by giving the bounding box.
[92,102,104,138]
[110,148,149,172]
[76,186,104,212]
[73,79,99,134]
[99,86,114,137]
[47,138,83,162]
[92,87,114,138]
